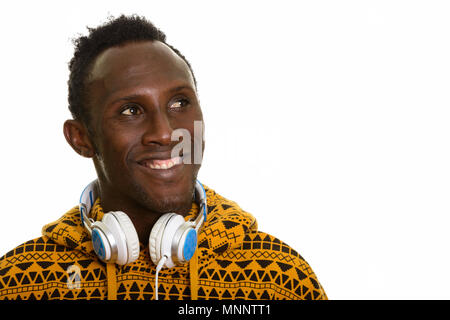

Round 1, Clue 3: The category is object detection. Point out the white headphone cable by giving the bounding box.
[154,255,167,300]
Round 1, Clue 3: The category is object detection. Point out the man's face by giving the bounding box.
[84,40,203,214]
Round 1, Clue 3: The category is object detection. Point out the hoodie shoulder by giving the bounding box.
[198,186,327,300]
[238,230,327,299]
[0,236,78,299]
[0,206,102,300]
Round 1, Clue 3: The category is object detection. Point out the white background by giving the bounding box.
[0,0,449,299]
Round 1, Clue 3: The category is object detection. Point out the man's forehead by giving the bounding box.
[87,40,194,87]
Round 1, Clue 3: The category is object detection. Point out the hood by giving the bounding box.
[195,187,258,267]
[41,184,257,299]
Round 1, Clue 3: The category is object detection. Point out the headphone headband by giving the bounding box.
[79,180,97,232]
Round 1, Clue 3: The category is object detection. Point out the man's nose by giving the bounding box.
[141,111,173,146]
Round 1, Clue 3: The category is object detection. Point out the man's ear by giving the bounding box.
[63,119,96,158]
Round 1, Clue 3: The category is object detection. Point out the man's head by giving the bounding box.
[63,15,204,216]
[67,14,197,130]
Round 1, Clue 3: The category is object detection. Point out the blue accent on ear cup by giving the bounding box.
[182,229,197,261]
[92,229,106,260]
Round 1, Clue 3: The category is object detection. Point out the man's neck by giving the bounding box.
[97,188,192,246]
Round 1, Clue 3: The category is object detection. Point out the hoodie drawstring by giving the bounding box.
[189,246,199,300]
[106,263,117,300]
[106,252,198,300]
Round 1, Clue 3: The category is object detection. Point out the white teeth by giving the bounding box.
[145,157,182,170]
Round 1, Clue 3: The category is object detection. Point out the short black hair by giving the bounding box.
[67,14,197,127]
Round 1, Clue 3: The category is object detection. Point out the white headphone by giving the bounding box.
[79,179,207,268]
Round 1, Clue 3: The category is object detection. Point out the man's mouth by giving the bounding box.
[138,156,183,170]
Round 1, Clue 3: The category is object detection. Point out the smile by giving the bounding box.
[139,156,183,170]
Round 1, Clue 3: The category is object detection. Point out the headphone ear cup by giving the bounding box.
[108,211,140,264]
[174,225,198,264]
[91,221,116,263]
[160,214,186,268]
[100,213,128,265]
[149,213,175,265]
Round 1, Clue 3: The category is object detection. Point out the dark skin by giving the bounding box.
[63,41,204,245]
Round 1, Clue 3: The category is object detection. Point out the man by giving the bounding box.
[0,15,327,300]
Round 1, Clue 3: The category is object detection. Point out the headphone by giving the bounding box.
[79,179,207,269]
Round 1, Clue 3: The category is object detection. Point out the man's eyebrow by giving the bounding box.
[109,94,140,106]
[167,85,195,94]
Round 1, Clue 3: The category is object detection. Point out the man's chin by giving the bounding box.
[130,179,195,215]
[147,194,192,215]
[127,162,200,215]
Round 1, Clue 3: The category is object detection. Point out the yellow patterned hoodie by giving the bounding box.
[0,185,327,300]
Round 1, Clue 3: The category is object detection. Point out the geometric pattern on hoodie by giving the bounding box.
[0,184,327,300]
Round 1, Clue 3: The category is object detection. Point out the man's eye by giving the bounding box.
[169,99,189,110]
[121,105,141,116]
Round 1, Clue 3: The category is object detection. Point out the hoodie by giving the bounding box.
[0,184,327,300]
